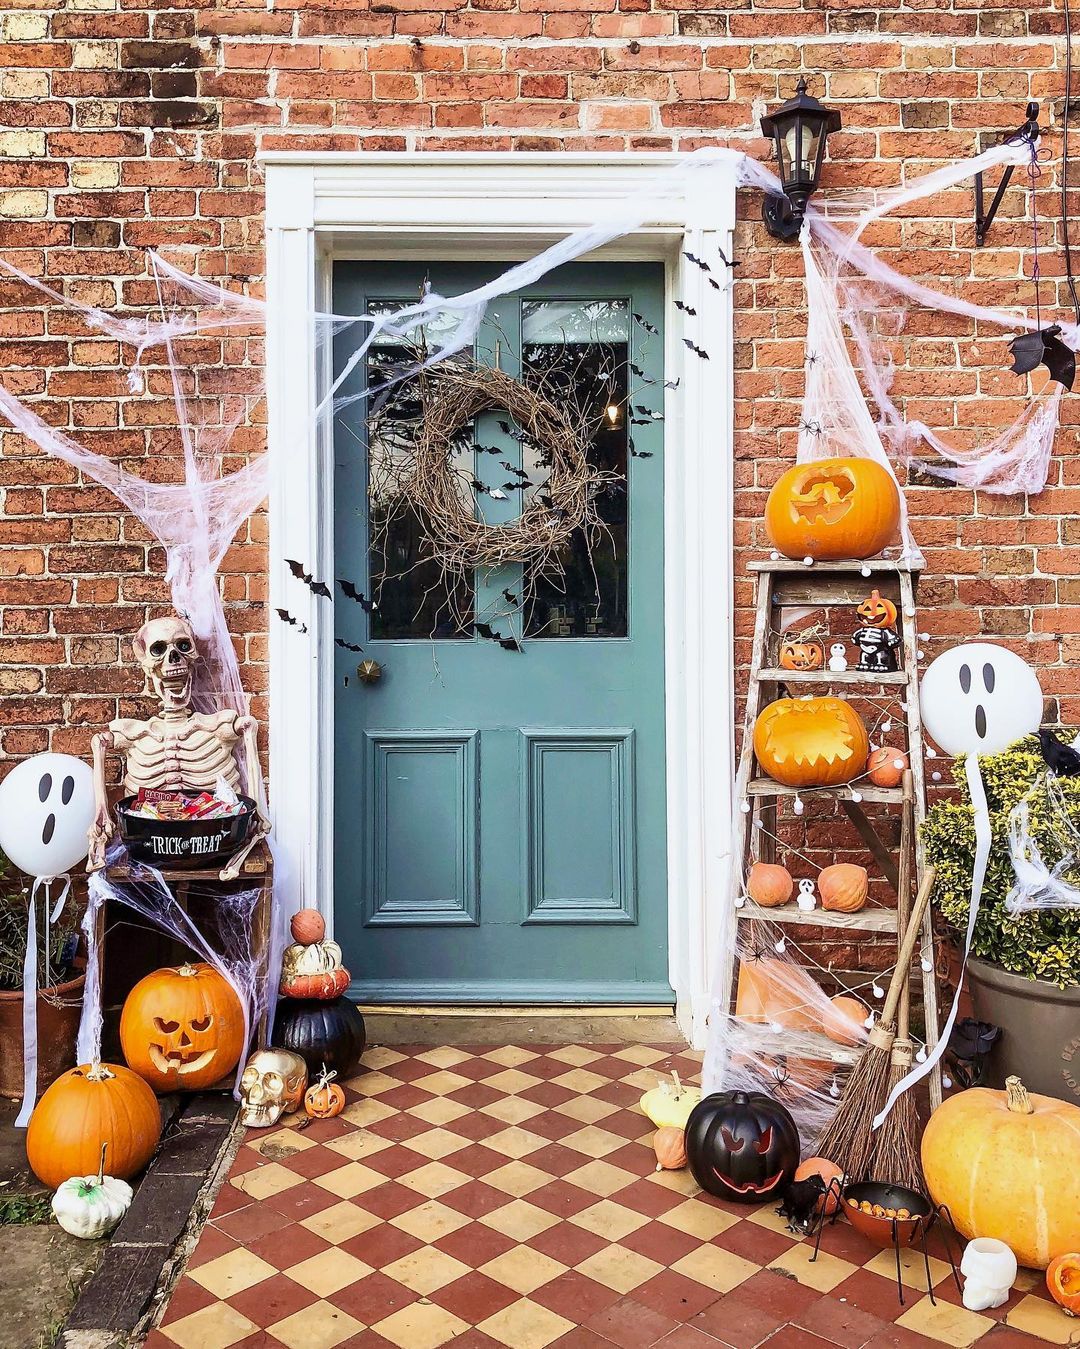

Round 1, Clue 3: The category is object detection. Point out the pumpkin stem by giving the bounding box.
[177,963,198,977]
[97,1142,108,1187]
[1005,1076,1034,1115]
[672,1070,682,1097]
[85,1063,115,1083]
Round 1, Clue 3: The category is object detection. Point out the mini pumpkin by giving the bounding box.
[779,639,824,672]
[685,1091,800,1203]
[120,962,246,1092]
[640,1071,701,1129]
[280,938,350,1001]
[818,863,868,913]
[653,1126,688,1171]
[753,696,869,788]
[746,861,794,909]
[304,1067,346,1119]
[856,589,898,629]
[765,457,901,562]
[51,1143,132,1240]
[1047,1253,1080,1316]
[867,747,909,788]
[290,908,326,945]
[822,995,866,1046]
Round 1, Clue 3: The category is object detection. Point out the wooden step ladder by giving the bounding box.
[719,558,942,1110]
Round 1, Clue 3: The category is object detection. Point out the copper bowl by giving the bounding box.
[843,1181,931,1249]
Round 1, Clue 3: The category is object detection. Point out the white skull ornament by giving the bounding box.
[133,615,198,715]
[238,1049,308,1128]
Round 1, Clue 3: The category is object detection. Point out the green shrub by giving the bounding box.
[922,734,1080,987]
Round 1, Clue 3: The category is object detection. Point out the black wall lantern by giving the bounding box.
[760,78,842,239]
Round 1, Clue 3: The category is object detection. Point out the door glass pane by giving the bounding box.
[520,298,630,639]
[365,301,474,638]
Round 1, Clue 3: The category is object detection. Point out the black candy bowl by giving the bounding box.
[117,794,256,868]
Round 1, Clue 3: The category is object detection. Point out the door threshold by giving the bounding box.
[357,1004,676,1018]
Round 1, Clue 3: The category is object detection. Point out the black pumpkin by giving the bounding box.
[272,996,366,1078]
[685,1090,800,1204]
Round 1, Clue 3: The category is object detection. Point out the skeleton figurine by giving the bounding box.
[87,614,270,879]
[238,1049,308,1128]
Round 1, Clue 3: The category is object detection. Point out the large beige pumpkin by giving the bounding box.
[921,1076,1080,1269]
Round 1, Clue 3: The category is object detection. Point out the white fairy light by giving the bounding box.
[850,790,863,803]
[769,1021,785,1035]
[942,1075,953,1090]
[920,956,933,973]
[740,800,751,813]
[872,981,884,1000]
[916,1046,927,1063]
[774,937,786,954]
[863,1011,875,1029]
[829,1077,841,1099]
[919,632,929,642]
[803,556,814,566]
[932,771,942,782]
[734,895,747,909]
[861,565,872,578]
[793,796,804,815]
[881,719,892,734]
[926,747,937,758]
[770,551,780,561]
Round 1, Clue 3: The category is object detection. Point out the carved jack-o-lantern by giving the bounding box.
[856,589,898,629]
[765,457,900,561]
[120,962,246,1092]
[685,1091,801,1203]
[779,638,825,671]
[753,695,869,788]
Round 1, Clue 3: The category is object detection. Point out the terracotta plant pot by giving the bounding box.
[967,957,1080,1106]
[0,972,85,1100]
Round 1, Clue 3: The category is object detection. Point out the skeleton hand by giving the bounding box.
[87,730,115,872]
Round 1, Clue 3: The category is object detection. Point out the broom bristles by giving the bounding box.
[867,1042,924,1192]
[814,1042,893,1184]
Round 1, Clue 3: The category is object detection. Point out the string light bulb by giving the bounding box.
[774,937,787,954]
[604,401,623,429]
[793,796,804,816]
[829,1076,841,1100]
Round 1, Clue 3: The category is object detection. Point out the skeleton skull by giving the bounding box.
[238,1049,308,1129]
[134,615,197,715]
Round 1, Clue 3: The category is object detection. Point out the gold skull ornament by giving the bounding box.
[238,1048,308,1129]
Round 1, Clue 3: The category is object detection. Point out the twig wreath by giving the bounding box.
[369,357,618,579]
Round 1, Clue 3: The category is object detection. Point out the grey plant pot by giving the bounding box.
[967,956,1080,1105]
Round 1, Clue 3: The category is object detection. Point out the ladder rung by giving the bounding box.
[736,902,899,932]
[746,779,904,804]
[757,667,908,687]
[747,559,921,574]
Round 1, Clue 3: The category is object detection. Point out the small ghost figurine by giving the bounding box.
[960,1237,1017,1311]
[827,643,848,672]
[796,878,817,912]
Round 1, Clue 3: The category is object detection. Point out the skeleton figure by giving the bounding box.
[87,615,269,879]
[238,1049,308,1128]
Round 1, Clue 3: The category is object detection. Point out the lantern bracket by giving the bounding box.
[974,102,1041,246]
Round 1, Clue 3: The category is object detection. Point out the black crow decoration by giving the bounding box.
[1008,326,1076,390]
[1036,727,1080,777]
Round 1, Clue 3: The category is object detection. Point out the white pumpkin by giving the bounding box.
[639,1071,701,1130]
[52,1145,132,1240]
[280,939,344,979]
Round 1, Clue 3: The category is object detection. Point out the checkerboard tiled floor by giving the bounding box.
[148,1044,1078,1349]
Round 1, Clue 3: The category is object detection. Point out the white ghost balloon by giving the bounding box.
[920,643,1043,757]
[0,753,94,878]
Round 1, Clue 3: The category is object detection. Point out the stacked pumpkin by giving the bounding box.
[273,909,366,1081]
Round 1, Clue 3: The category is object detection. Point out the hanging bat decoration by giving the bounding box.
[682,338,710,360]
[632,312,660,335]
[633,404,663,421]
[275,608,308,634]
[629,436,653,460]
[629,361,680,391]
[476,621,523,652]
[1008,325,1075,390]
[337,579,378,612]
[285,559,332,599]
[496,419,528,442]
[334,637,364,653]
[673,300,697,316]
[502,588,519,605]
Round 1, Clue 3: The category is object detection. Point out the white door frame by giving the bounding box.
[261,151,736,1047]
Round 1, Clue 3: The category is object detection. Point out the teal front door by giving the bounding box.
[333,261,669,1003]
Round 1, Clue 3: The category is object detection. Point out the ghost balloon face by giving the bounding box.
[920,643,1043,757]
[0,753,95,879]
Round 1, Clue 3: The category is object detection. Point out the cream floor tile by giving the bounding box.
[1006,1295,1080,1345]
[746,1203,800,1235]
[340,1098,397,1128]
[547,1045,601,1067]
[229,1162,301,1202]
[559,1126,625,1159]
[390,1198,472,1243]
[188,1249,278,1299]
[483,1127,548,1160]
[569,1200,649,1242]
[575,1244,663,1294]
[412,1070,473,1096]
[564,1160,636,1198]
[345,1070,402,1097]
[402,1127,470,1161]
[551,1095,616,1124]
[481,1096,546,1125]
[483,1068,545,1095]
[479,1199,561,1241]
[383,1246,472,1295]
[477,1297,576,1349]
[673,1244,759,1295]
[313,1161,386,1199]
[269,1299,363,1349]
[161,1303,258,1349]
[299,1200,381,1244]
[659,1199,739,1239]
[550,1069,609,1094]
[355,1045,406,1070]
[619,1067,666,1091]
[324,1129,394,1162]
[416,1046,473,1068]
[249,1127,316,1156]
[482,1045,540,1066]
[397,1160,469,1198]
[372,1301,469,1349]
[1014,1268,1045,1294]
[285,1247,373,1298]
[769,1244,858,1294]
[612,1046,671,1066]
[647,1166,702,1197]
[483,1160,551,1197]
[864,1246,952,1290]
[407,1096,472,1126]
[479,1247,568,1295]
[896,1297,995,1348]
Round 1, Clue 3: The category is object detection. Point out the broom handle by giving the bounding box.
[896,771,914,1041]
[880,863,936,1029]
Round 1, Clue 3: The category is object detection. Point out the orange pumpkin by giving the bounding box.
[747,861,794,909]
[27,1063,161,1190]
[290,908,326,945]
[795,1156,844,1216]
[856,589,898,629]
[866,746,909,787]
[822,995,866,1046]
[780,639,825,672]
[921,1076,1080,1269]
[1047,1253,1080,1315]
[736,956,818,1031]
[653,1126,688,1171]
[753,696,869,788]
[304,1068,346,1120]
[818,863,868,913]
[765,457,901,562]
[121,962,246,1092]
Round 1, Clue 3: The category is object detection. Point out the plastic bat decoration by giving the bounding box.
[275,608,308,634]
[1008,325,1075,389]
[336,579,378,612]
[633,405,663,421]
[683,338,710,360]
[632,312,660,335]
[673,300,697,316]
[496,420,528,442]
[334,637,363,653]
[285,559,331,599]
[502,588,519,605]
[476,622,523,652]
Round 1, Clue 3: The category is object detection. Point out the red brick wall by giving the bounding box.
[0,0,1076,773]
